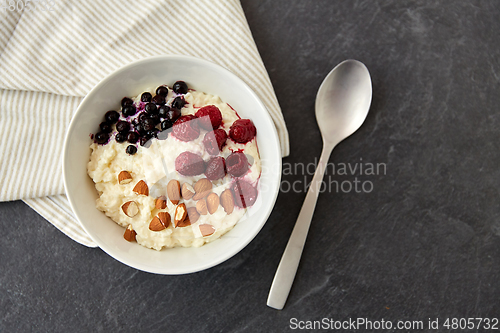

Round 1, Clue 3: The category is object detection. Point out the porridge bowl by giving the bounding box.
[63,55,281,274]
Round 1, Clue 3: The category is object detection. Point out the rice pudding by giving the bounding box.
[87,82,260,250]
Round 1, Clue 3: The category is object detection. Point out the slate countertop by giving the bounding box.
[1,1,500,331]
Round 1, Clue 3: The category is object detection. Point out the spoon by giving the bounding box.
[267,59,372,310]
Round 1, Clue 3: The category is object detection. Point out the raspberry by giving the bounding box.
[231,180,257,208]
[195,105,223,130]
[203,129,228,155]
[204,156,226,181]
[172,115,200,141]
[175,152,206,176]
[229,119,256,144]
[226,152,249,177]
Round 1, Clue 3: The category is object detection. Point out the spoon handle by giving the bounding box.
[267,145,334,310]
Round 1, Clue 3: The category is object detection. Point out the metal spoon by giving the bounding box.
[267,59,372,310]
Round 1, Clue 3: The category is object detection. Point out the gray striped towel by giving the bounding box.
[0,0,289,247]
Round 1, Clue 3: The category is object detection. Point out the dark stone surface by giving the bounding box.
[2,0,500,331]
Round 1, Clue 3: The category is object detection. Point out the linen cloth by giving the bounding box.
[0,0,289,247]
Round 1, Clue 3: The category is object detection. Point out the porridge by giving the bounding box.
[87,81,260,250]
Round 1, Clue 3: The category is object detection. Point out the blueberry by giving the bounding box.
[122,105,137,116]
[132,117,140,127]
[121,97,134,108]
[145,102,158,115]
[116,121,130,133]
[161,119,173,131]
[126,145,137,155]
[135,123,145,134]
[138,112,148,123]
[141,92,152,103]
[158,105,170,118]
[105,110,120,124]
[171,96,185,109]
[150,114,160,125]
[127,132,139,144]
[166,108,181,122]
[147,128,159,138]
[152,94,165,105]
[142,118,155,131]
[99,122,112,133]
[173,81,188,94]
[140,136,152,147]
[156,86,168,96]
[95,132,109,144]
[115,132,127,143]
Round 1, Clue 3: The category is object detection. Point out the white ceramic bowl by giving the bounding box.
[63,55,282,274]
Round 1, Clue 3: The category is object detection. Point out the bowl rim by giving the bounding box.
[62,54,282,274]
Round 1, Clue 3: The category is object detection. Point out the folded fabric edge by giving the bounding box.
[23,196,97,248]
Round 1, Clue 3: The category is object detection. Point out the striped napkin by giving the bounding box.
[0,0,289,247]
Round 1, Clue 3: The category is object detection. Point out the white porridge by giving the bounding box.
[87,82,260,250]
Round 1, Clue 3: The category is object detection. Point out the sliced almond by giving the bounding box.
[174,203,187,227]
[118,171,133,185]
[220,189,234,214]
[193,178,212,200]
[155,196,167,209]
[181,182,195,200]
[149,216,165,231]
[133,180,149,196]
[123,225,137,242]
[177,215,192,228]
[196,199,208,215]
[187,207,200,224]
[199,224,215,237]
[167,179,181,204]
[207,193,220,215]
[121,201,139,217]
[158,212,171,228]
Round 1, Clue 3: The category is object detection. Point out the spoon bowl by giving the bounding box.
[267,59,372,310]
[316,60,372,147]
